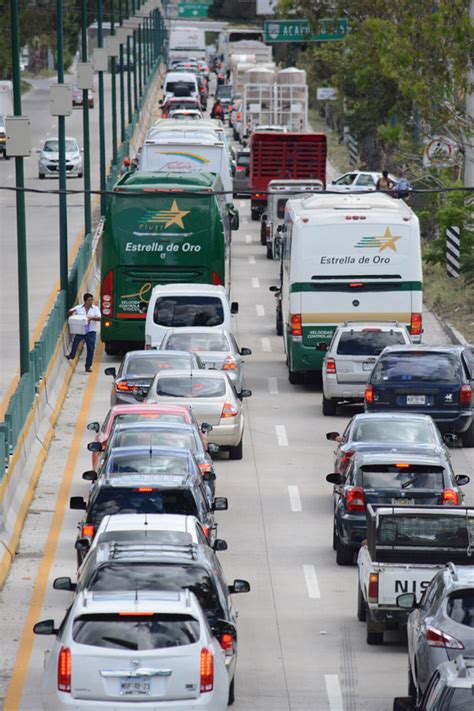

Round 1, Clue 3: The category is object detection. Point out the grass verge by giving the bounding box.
[308,108,351,174]
[423,261,474,344]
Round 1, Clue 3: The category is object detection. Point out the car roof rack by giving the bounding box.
[106,542,199,561]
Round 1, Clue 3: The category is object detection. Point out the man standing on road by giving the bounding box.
[66,293,101,372]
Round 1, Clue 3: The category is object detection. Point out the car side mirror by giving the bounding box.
[82,470,98,482]
[230,302,239,315]
[70,496,87,510]
[87,442,102,452]
[213,538,228,551]
[239,389,252,399]
[212,497,228,511]
[87,421,100,432]
[33,619,57,635]
[455,474,470,486]
[326,432,340,441]
[326,472,342,485]
[201,422,212,434]
[208,443,220,454]
[393,699,415,711]
[228,579,250,594]
[316,342,329,352]
[138,301,148,314]
[240,347,252,356]
[203,472,216,483]
[53,576,77,592]
[75,538,91,554]
[104,367,116,377]
[159,98,163,105]
[396,593,417,610]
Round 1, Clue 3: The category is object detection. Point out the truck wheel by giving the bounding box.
[260,225,266,245]
[228,677,235,705]
[366,618,384,645]
[336,538,354,566]
[39,172,45,179]
[288,369,303,385]
[357,585,367,621]
[461,422,474,447]
[408,665,417,701]
[332,521,337,551]
[105,343,120,356]
[228,439,243,460]
[266,243,273,259]
[276,310,283,336]
[322,395,337,416]
[251,207,259,221]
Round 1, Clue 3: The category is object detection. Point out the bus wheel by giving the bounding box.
[322,395,337,416]
[288,369,303,385]
[105,343,120,356]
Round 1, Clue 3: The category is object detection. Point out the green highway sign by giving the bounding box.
[264,18,349,43]
[177,3,210,18]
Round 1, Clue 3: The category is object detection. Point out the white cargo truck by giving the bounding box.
[168,27,206,62]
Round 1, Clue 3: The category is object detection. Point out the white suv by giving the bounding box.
[34,589,230,710]
[321,321,411,415]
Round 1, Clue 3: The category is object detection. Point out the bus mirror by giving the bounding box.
[138,301,148,314]
[229,210,239,231]
[269,286,279,293]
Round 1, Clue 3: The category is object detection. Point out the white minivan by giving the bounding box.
[145,284,239,349]
[162,71,199,102]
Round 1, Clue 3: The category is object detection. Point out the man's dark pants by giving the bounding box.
[68,332,96,370]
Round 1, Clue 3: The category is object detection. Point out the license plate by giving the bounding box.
[391,498,415,505]
[362,362,373,371]
[120,679,151,696]
[406,395,426,405]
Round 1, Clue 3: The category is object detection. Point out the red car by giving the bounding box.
[86,403,211,468]
[160,96,201,118]
[72,85,94,109]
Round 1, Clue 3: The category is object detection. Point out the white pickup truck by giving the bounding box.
[357,505,474,645]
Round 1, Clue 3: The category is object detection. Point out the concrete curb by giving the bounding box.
[430,309,474,350]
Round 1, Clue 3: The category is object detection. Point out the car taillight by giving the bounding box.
[425,626,464,649]
[346,486,365,512]
[57,647,71,692]
[236,165,245,172]
[326,357,336,374]
[441,489,460,505]
[200,648,213,692]
[460,384,472,405]
[201,525,209,538]
[81,524,94,538]
[340,450,354,470]
[198,462,212,475]
[101,270,114,317]
[365,385,374,404]
[161,112,167,118]
[222,356,237,370]
[236,111,241,120]
[219,633,233,654]
[221,402,238,418]
[367,573,378,604]
[211,271,223,286]
[410,312,422,336]
[265,223,271,238]
[290,314,302,337]
[116,380,133,391]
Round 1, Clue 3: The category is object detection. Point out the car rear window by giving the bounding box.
[90,489,198,526]
[360,464,444,490]
[112,430,196,453]
[377,515,474,548]
[165,81,195,93]
[156,377,226,398]
[372,353,461,383]
[113,413,188,427]
[237,154,250,167]
[447,590,474,627]
[165,333,229,352]
[105,453,189,475]
[352,420,435,444]
[336,330,407,356]
[73,614,200,649]
[124,355,192,375]
[154,296,224,328]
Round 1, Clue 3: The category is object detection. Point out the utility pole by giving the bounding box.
[126,0,133,124]
[464,0,474,187]
[97,0,107,215]
[56,0,68,293]
[9,0,30,376]
[110,0,118,164]
[81,0,92,236]
[118,0,126,142]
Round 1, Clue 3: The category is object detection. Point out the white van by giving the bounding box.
[138,132,234,204]
[162,71,199,102]
[275,193,423,383]
[145,284,239,349]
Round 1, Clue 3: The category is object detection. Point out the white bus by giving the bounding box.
[276,193,423,383]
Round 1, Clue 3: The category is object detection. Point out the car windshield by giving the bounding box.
[90,488,198,526]
[217,86,232,98]
[154,296,224,327]
[377,515,474,548]
[446,590,474,628]
[44,139,78,152]
[87,563,223,619]
[165,333,229,352]
[155,377,226,398]
[73,613,200,650]
[124,354,192,375]
[337,330,407,356]
[165,81,195,93]
[112,413,188,427]
[105,453,189,475]
[372,353,461,383]
[360,464,444,489]
[111,430,197,453]
[351,420,435,444]
[237,154,250,167]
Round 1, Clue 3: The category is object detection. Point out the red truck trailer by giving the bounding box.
[248,132,327,220]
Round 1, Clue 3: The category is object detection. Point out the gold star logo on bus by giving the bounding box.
[145,200,190,229]
[355,226,401,252]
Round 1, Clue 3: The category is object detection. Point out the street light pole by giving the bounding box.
[56,0,68,294]
[118,0,126,142]
[81,0,92,236]
[110,0,117,164]
[97,0,107,215]
[126,0,132,124]
[9,0,30,376]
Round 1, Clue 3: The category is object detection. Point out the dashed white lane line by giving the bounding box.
[275,424,288,446]
[256,304,265,316]
[325,674,343,710]
[261,337,271,352]
[248,255,256,265]
[303,564,321,599]
[268,377,278,394]
[245,234,252,244]
[288,485,302,512]
[251,277,260,288]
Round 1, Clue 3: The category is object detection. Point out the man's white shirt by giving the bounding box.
[71,304,101,333]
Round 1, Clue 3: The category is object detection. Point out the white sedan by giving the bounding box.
[328,171,397,192]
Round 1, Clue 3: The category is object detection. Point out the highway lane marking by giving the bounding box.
[275,424,288,446]
[303,564,321,599]
[256,304,265,317]
[288,485,302,512]
[252,277,260,289]
[248,255,256,264]
[268,377,278,394]
[261,337,271,352]
[325,674,344,710]
[3,345,104,710]
[245,234,252,244]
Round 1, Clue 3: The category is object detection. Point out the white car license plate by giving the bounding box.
[391,498,415,505]
[362,362,373,371]
[406,395,426,405]
[120,679,151,696]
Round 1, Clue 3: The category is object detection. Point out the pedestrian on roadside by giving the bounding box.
[66,293,101,372]
[376,170,395,191]
[210,98,223,120]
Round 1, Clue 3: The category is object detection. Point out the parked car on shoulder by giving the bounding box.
[393,656,474,711]
[328,171,397,192]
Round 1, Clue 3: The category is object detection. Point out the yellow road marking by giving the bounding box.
[3,343,103,710]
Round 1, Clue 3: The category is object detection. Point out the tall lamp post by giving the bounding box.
[97,0,107,215]
[80,0,92,236]
[56,0,68,293]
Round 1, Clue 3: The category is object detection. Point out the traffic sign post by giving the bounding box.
[177,2,210,18]
[264,18,348,43]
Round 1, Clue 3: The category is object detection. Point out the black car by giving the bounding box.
[326,450,469,565]
[365,346,474,447]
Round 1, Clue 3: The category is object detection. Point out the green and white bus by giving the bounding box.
[100,171,238,354]
[277,193,423,383]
